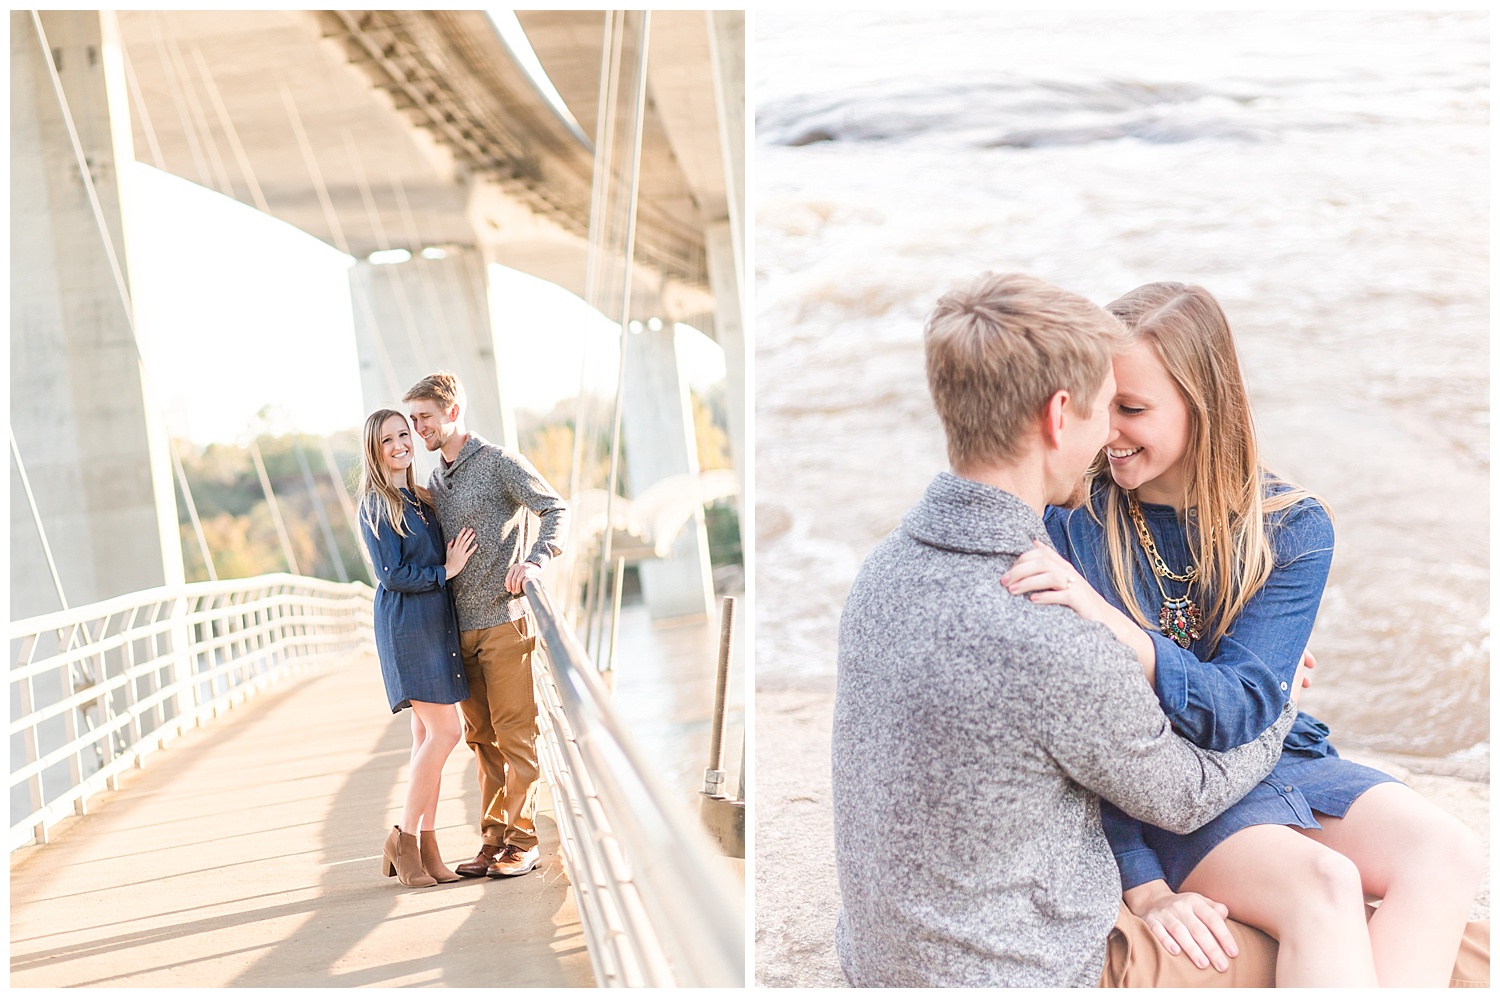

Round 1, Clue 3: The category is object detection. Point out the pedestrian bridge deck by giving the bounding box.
[10,651,592,988]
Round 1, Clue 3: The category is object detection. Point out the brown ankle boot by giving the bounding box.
[381,825,436,887]
[418,830,461,883]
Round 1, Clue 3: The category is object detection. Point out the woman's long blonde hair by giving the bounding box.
[1088,283,1322,654]
[357,408,431,538]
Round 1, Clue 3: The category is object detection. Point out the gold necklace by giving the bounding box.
[1128,494,1202,649]
[401,489,429,526]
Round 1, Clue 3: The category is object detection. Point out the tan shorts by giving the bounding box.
[1100,904,1490,987]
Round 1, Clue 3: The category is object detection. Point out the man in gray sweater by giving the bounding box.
[405,372,568,879]
[832,274,1296,987]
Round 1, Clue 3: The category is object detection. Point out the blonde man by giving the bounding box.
[404,372,568,878]
[829,273,1300,987]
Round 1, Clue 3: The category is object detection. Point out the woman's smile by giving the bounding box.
[380,414,415,475]
[1106,341,1190,505]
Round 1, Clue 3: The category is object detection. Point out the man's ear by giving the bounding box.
[1041,390,1069,450]
[447,401,461,423]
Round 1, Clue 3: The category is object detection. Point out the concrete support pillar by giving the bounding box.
[622,325,714,620]
[10,10,184,620]
[348,245,516,479]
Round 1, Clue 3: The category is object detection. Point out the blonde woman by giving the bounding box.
[1004,284,1482,986]
[358,408,477,888]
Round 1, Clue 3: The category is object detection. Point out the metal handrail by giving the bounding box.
[525,577,745,988]
[9,573,374,852]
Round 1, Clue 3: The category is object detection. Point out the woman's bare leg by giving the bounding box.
[1296,782,1482,986]
[1179,824,1378,986]
[409,707,428,764]
[399,708,428,833]
[400,701,463,836]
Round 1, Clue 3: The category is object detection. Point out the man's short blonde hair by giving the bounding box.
[402,371,465,413]
[925,272,1123,469]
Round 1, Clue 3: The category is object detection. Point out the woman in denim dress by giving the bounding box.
[357,408,476,888]
[1005,284,1482,986]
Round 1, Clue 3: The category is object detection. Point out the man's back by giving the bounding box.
[832,473,1293,987]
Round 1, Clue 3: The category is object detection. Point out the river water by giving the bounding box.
[753,11,1488,759]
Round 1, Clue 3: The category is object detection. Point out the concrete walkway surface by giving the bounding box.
[10,653,593,988]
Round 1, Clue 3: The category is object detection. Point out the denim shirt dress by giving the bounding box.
[1045,480,1398,891]
[360,489,468,713]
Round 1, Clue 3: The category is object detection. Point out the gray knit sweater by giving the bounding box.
[426,433,568,631]
[832,473,1294,988]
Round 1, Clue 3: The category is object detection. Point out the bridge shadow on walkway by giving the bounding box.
[10,653,592,987]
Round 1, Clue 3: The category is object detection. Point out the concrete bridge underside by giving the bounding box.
[116,9,727,311]
[12,10,745,621]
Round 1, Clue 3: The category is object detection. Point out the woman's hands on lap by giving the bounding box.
[1122,879,1239,973]
[444,527,477,578]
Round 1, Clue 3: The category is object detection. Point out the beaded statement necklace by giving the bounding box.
[1127,494,1202,649]
[401,489,429,526]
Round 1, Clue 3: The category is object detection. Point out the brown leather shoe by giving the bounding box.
[487,844,540,877]
[454,843,501,878]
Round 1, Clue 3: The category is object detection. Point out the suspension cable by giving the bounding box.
[274,78,404,403]
[294,437,348,583]
[341,128,433,373]
[387,172,468,367]
[120,42,166,171]
[171,440,218,581]
[9,431,70,613]
[320,437,376,582]
[191,44,270,214]
[144,11,211,189]
[164,29,233,196]
[593,12,651,661]
[249,437,301,576]
[576,9,625,653]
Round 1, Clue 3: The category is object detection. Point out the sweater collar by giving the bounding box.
[903,471,1050,556]
[437,432,488,480]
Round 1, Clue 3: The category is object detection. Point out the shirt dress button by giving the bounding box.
[1283,786,1294,793]
[1280,682,1288,691]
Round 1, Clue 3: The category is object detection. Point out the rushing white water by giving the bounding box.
[754,10,1488,758]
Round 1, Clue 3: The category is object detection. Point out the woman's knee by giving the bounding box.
[1287,845,1367,921]
[413,703,464,750]
[1405,811,1485,893]
[436,722,463,752]
[1364,789,1487,894]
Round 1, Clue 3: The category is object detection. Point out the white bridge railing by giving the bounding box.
[9,573,744,987]
[525,577,745,988]
[9,574,374,853]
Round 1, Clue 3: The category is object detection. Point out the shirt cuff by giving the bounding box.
[1150,631,1190,716]
[1115,845,1168,892]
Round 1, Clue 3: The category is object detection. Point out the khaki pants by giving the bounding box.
[1101,904,1490,987]
[458,618,540,851]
